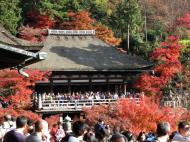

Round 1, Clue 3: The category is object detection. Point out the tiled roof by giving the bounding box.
[28,35,152,71]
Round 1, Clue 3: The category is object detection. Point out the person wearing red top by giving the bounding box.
[50,124,58,142]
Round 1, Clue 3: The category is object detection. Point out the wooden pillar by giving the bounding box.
[123,79,127,95]
[50,78,53,93]
[68,79,71,94]
[89,77,92,92]
[115,85,118,94]
[106,77,109,93]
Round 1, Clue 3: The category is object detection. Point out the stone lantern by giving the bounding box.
[63,115,72,133]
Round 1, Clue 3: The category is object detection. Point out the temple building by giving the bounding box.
[28,30,153,95]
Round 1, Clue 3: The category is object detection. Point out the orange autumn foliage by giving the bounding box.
[61,11,94,30]
[84,96,183,135]
[61,11,121,46]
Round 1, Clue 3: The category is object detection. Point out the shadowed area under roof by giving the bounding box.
[27,35,152,71]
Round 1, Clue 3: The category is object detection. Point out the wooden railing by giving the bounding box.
[162,99,189,108]
[33,98,141,112]
[162,100,181,108]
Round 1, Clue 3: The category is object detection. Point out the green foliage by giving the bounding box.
[35,0,68,20]
[147,29,158,43]
[111,0,142,39]
[0,0,21,34]
[129,33,144,54]
[20,0,68,20]
[180,40,190,48]
[180,40,190,66]
[135,42,154,59]
[89,0,111,25]
[162,73,183,96]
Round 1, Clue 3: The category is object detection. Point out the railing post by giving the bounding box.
[38,94,42,110]
[75,100,77,110]
[92,99,94,106]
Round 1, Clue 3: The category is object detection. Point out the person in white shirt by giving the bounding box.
[172,121,190,142]
[41,115,50,142]
[113,93,119,99]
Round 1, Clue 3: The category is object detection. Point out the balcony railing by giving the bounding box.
[33,97,141,112]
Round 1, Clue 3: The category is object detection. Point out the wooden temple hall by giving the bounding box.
[28,29,153,95]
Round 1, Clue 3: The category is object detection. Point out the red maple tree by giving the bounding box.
[135,36,182,97]
[18,10,54,42]
[26,10,54,29]
[177,13,190,29]
[18,10,121,45]
[0,69,51,122]
[84,96,183,135]
[0,108,40,123]
[18,26,48,42]
[0,69,50,109]
[61,11,121,46]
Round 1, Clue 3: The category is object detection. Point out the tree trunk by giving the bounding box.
[127,24,130,54]
[145,14,147,43]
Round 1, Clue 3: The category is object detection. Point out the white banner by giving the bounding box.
[48,29,96,36]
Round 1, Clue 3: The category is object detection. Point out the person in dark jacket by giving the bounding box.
[25,120,47,142]
[3,116,27,142]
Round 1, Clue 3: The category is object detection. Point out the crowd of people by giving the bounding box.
[161,91,190,108]
[1,114,190,142]
[33,92,143,109]
[34,92,144,101]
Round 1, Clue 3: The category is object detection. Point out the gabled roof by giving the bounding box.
[28,31,152,71]
[0,25,43,48]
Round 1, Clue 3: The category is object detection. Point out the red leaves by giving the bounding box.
[26,10,54,29]
[18,10,53,42]
[0,108,40,123]
[18,26,48,42]
[135,36,182,96]
[177,13,190,28]
[84,97,183,135]
[18,10,120,45]
[151,36,181,63]
[167,36,179,42]
[0,69,50,109]
[61,11,121,46]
